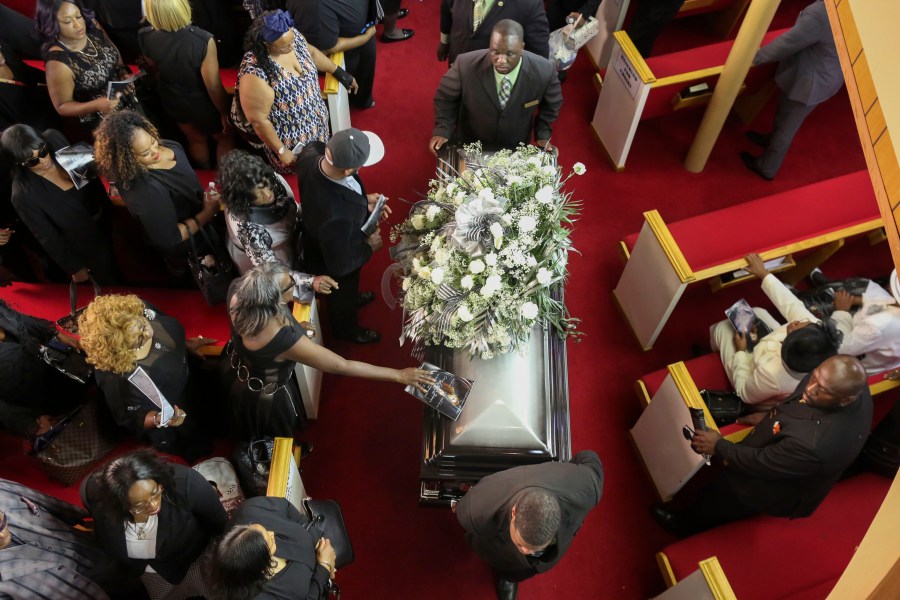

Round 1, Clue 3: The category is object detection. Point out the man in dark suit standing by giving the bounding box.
[438,0,549,65]
[297,128,387,344]
[653,355,872,536]
[430,20,563,155]
[455,450,603,600]
[741,0,844,180]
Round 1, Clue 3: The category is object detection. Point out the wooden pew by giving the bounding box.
[590,29,783,169]
[652,556,737,600]
[632,353,900,501]
[656,472,893,600]
[613,170,883,350]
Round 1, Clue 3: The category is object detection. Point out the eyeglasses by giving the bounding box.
[20,145,49,168]
[130,485,164,514]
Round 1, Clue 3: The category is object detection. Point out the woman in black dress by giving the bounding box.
[82,449,228,600]
[93,109,220,272]
[207,496,337,600]
[1,124,116,284]
[78,294,214,460]
[0,41,60,131]
[139,0,235,168]
[35,0,138,132]
[222,262,433,439]
[0,300,84,437]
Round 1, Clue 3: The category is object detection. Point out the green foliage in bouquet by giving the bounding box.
[389,144,584,359]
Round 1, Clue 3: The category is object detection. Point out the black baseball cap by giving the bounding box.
[326,128,384,169]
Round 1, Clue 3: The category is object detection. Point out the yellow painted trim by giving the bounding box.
[323,51,344,97]
[198,345,223,357]
[723,426,752,443]
[593,72,603,95]
[668,361,720,433]
[265,437,295,497]
[699,557,738,600]
[869,377,900,396]
[653,66,725,89]
[635,379,652,408]
[613,31,656,84]
[644,210,695,283]
[690,218,884,281]
[617,240,631,263]
[656,551,678,587]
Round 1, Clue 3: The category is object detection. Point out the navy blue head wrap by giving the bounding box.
[259,10,294,44]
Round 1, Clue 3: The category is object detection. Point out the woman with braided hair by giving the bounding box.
[231,9,358,172]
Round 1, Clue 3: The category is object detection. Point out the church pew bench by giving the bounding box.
[655,472,892,600]
[632,353,900,500]
[613,170,882,350]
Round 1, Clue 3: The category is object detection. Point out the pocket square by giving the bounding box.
[523,99,539,108]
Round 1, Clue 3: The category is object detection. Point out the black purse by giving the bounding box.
[303,497,355,569]
[39,337,93,383]
[699,389,749,427]
[233,437,274,497]
[186,226,234,306]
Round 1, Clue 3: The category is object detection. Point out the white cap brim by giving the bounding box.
[891,269,900,304]
[362,131,384,167]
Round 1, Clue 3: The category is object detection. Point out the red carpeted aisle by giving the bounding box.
[0,1,892,598]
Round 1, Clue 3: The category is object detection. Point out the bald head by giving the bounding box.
[801,355,866,410]
[492,19,524,42]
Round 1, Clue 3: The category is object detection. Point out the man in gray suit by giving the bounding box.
[438,0,549,65]
[455,450,603,600]
[741,0,844,181]
[430,20,563,156]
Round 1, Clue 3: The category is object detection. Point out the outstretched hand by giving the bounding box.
[398,368,436,392]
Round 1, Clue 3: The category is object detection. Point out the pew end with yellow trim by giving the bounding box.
[292,300,324,419]
[613,170,884,350]
[590,29,783,170]
[266,436,308,509]
[652,556,737,600]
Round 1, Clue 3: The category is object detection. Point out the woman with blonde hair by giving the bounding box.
[139,0,235,168]
[79,294,215,460]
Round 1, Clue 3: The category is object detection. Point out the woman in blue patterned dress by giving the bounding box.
[232,10,358,173]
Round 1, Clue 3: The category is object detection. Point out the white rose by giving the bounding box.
[457,304,474,322]
[434,248,450,265]
[402,277,411,291]
[484,253,497,266]
[412,257,421,270]
[480,285,496,298]
[518,215,537,233]
[430,267,445,285]
[507,175,523,186]
[501,214,513,225]
[446,182,457,195]
[425,205,441,221]
[430,236,443,251]
[418,266,431,280]
[460,275,474,290]
[486,274,501,289]
[527,156,543,168]
[520,301,539,320]
[542,165,556,177]
[469,259,486,274]
[536,267,553,285]
[573,162,586,175]
[456,191,467,203]
[535,185,554,204]
[478,187,495,201]
[411,215,425,230]
[527,255,538,267]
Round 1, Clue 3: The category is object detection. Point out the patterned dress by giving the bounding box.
[231,28,329,173]
[45,27,133,130]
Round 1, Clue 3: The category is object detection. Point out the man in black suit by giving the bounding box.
[430,20,563,155]
[654,354,872,536]
[455,450,603,600]
[438,0,549,65]
[297,128,387,344]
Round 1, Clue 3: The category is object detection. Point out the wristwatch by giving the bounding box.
[278,145,286,155]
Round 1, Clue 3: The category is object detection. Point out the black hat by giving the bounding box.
[326,128,384,169]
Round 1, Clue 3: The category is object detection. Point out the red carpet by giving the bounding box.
[0,1,893,598]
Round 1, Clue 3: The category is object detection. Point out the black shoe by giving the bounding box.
[335,328,381,344]
[651,504,687,537]
[809,267,830,288]
[380,29,414,43]
[740,151,773,181]
[745,130,770,148]
[357,291,376,307]
[398,8,409,18]
[297,441,313,459]
[494,578,517,600]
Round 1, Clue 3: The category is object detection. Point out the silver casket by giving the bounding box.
[419,307,571,506]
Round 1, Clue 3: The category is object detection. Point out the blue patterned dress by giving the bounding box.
[231,29,329,172]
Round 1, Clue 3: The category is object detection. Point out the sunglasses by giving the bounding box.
[21,145,49,168]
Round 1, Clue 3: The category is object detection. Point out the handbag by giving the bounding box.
[186,226,234,306]
[28,396,117,486]
[233,437,275,498]
[699,389,750,427]
[193,457,247,517]
[56,276,101,338]
[39,339,94,384]
[303,497,355,569]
